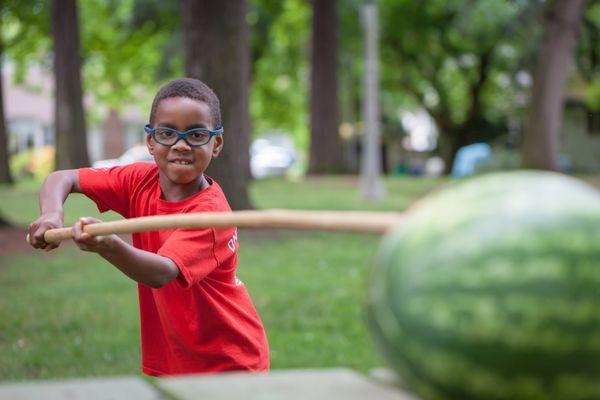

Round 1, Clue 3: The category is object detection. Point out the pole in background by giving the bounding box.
[359,0,386,200]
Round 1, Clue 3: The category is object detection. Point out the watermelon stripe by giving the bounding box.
[367,311,490,400]
[397,247,600,283]
[370,299,600,399]
[395,219,599,256]
[389,309,600,377]
[370,305,555,400]
[403,282,600,297]
[399,294,600,334]
[401,296,600,333]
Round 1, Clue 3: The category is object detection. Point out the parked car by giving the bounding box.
[451,143,492,177]
[250,135,297,179]
[92,144,154,168]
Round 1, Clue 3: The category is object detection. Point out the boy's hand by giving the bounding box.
[28,212,64,251]
[72,217,118,253]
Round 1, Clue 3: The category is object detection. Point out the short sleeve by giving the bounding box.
[78,165,141,217]
[157,228,218,289]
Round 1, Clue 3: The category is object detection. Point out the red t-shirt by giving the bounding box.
[78,162,270,376]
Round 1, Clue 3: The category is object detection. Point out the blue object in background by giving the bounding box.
[451,143,492,177]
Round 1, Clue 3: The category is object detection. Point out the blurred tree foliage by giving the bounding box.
[379,0,545,171]
[249,0,311,149]
[249,0,365,153]
[0,0,49,185]
[578,0,600,110]
[1,0,599,172]
[1,0,50,81]
[79,0,180,123]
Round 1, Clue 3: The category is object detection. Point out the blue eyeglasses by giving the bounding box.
[144,124,223,147]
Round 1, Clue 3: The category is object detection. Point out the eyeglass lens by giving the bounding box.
[154,129,211,146]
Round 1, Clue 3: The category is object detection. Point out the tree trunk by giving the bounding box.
[0,38,14,184]
[308,0,344,174]
[0,25,14,226]
[181,0,252,210]
[522,0,586,170]
[434,46,493,175]
[440,128,470,175]
[103,108,125,160]
[51,0,89,170]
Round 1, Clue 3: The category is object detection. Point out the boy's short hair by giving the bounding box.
[149,78,222,129]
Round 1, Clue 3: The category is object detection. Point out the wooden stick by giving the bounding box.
[27,209,405,244]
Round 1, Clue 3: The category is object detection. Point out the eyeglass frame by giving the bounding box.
[144,124,224,147]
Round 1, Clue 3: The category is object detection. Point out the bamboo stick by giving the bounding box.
[27,209,405,244]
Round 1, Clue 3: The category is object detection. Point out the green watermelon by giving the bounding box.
[366,171,600,400]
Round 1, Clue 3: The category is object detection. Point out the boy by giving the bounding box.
[27,78,270,376]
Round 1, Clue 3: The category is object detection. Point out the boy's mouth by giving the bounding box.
[169,159,193,165]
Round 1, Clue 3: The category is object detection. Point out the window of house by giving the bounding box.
[587,109,600,135]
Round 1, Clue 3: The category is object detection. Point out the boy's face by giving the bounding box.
[147,97,223,185]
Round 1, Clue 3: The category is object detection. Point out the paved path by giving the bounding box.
[0,376,162,400]
[0,368,418,400]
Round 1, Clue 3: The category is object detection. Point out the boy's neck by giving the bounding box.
[159,173,210,202]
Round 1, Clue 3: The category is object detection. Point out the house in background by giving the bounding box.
[2,66,146,164]
[561,96,600,173]
[3,67,53,155]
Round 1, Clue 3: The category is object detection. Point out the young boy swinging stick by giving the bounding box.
[27,78,270,376]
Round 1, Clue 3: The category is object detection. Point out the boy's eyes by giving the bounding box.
[155,129,208,136]
[156,129,174,137]
[190,132,209,139]
[154,129,210,144]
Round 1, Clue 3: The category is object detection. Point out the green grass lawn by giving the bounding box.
[0,175,444,380]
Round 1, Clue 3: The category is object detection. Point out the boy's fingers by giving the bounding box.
[72,221,83,241]
[31,230,47,249]
[77,218,101,241]
[27,225,39,246]
[27,222,42,246]
[74,222,96,243]
[80,217,101,227]
[45,242,59,250]
[29,233,40,247]
[72,218,103,247]
[29,218,64,250]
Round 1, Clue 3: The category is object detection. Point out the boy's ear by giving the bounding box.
[212,134,224,158]
[146,135,155,155]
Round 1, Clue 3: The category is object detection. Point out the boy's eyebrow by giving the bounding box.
[155,122,209,130]
[184,124,209,130]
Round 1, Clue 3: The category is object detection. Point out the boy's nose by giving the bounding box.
[171,138,192,151]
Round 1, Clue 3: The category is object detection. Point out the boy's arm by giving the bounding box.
[73,218,180,289]
[28,170,81,251]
